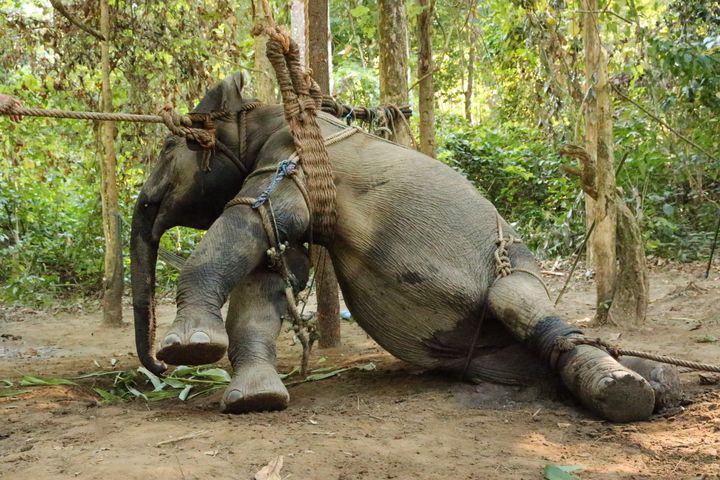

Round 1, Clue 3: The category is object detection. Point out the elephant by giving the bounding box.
[131,74,680,422]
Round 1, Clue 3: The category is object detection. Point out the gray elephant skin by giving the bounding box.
[131,74,679,422]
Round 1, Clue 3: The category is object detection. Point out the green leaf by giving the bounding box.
[543,464,583,480]
[19,375,77,386]
[278,366,300,380]
[0,389,30,398]
[194,368,231,383]
[163,377,188,389]
[126,386,147,400]
[93,387,118,403]
[178,384,193,401]
[137,367,166,391]
[350,5,369,17]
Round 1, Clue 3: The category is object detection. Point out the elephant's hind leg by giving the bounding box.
[464,343,557,387]
[485,245,656,422]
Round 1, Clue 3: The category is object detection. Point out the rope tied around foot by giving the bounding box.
[225,193,318,376]
[554,336,720,373]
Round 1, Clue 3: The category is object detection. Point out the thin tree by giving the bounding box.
[99,0,123,326]
[378,0,414,147]
[577,0,648,325]
[50,0,122,326]
[305,0,341,348]
[416,0,436,157]
[253,0,276,103]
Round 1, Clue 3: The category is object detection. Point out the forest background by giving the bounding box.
[0,0,717,306]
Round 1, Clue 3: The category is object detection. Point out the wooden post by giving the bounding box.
[305,0,341,348]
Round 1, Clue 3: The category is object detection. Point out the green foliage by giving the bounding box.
[1,362,377,403]
[437,113,581,257]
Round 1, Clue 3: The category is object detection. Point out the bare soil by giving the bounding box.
[1,262,719,479]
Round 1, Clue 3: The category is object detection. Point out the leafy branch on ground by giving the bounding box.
[0,362,376,403]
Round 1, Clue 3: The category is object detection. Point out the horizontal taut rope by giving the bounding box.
[0,100,411,129]
[0,105,226,124]
[555,336,720,373]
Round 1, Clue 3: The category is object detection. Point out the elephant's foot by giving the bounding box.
[558,344,655,422]
[221,363,289,414]
[156,314,228,366]
[619,356,682,412]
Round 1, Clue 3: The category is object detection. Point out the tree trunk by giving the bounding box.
[304,0,341,348]
[100,0,123,326]
[291,0,307,66]
[378,0,414,147]
[416,0,436,157]
[582,0,616,324]
[307,0,333,95]
[609,200,649,326]
[253,0,276,103]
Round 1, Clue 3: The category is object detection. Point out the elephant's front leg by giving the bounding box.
[156,205,269,366]
[222,247,310,413]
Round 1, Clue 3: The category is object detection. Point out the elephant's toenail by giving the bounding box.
[162,334,181,347]
[225,390,242,404]
[189,331,211,344]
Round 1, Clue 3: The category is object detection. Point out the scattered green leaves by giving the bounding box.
[5,362,378,405]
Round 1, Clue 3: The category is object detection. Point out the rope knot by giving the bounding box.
[158,105,216,169]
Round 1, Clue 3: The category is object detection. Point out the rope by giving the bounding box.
[223,194,317,376]
[461,212,552,378]
[494,215,552,300]
[555,336,720,373]
[253,16,338,246]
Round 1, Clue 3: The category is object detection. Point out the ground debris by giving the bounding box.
[254,456,283,480]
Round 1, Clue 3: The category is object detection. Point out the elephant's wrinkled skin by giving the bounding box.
[132,75,679,421]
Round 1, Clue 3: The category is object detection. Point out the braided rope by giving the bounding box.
[253,21,338,246]
[555,337,720,373]
[494,214,552,300]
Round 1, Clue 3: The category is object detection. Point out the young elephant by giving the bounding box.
[131,74,679,421]
[152,106,677,423]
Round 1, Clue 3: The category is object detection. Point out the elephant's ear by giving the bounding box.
[192,72,245,113]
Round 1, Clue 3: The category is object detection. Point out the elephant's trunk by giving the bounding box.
[130,196,167,374]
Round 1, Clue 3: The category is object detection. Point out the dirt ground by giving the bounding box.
[1,261,719,479]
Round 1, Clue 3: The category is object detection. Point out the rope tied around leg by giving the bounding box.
[252,14,338,246]
[494,214,552,299]
[554,336,720,373]
[224,195,317,376]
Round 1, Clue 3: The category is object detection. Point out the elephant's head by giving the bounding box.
[130,73,286,374]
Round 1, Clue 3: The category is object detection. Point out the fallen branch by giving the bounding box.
[155,430,209,447]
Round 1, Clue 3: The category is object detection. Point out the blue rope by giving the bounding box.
[252,159,297,208]
[343,107,354,125]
